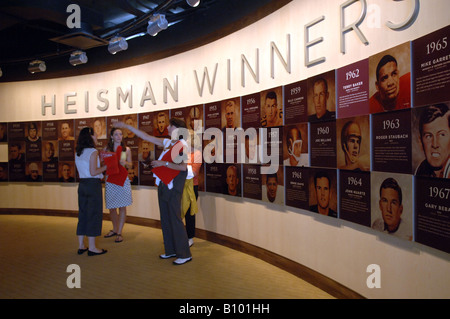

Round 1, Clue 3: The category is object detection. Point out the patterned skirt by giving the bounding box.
[105,177,133,209]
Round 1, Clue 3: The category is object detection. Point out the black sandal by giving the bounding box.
[104,230,117,238]
[77,248,88,255]
[115,234,123,243]
[88,249,107,256]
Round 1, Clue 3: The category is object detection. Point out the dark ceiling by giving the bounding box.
[0,0,290,82]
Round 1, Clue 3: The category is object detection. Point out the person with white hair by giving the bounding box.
[26,162,42,182]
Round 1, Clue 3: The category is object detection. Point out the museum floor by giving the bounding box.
[0,214,334,299]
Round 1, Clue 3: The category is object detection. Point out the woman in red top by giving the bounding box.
[103,127,133,243]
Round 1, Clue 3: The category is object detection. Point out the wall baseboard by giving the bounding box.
[0,208,364,299]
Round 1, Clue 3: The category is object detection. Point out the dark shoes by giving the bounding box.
[115,234,123,243]
[87,249,108,256]
[105,230,123,243]
[78,248,107,256]
[104,230,117,238]
[77,248,88,255]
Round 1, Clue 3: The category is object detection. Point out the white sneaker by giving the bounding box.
[159,253,176,259]
[188,238,194,247]
[173,257,192,265]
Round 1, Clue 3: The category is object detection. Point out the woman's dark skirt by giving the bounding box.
[76,178,103,237]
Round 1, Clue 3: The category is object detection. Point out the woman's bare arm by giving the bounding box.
[89,150,107,176]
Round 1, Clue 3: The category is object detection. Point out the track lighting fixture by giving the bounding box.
[186,0,200,7]
[69,50,88,66]
[108,37,128,55]
[147,14,168,36]
[28,60,46,74]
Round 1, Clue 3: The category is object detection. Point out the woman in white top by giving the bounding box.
[75,127,107,256]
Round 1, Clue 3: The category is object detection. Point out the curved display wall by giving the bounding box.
[0,0,449,298]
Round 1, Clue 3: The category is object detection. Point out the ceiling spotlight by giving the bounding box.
[147,14,168,36]
[108,36,128,55]
[69,50,88,66]
[186,0,200,7]
[0,67,2,78]
[28,60,46,74]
